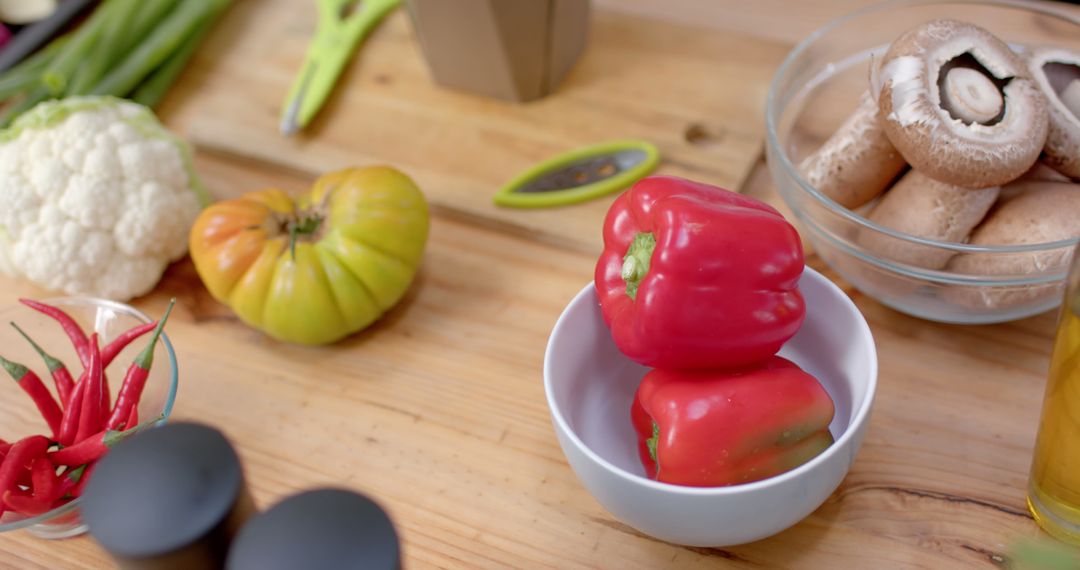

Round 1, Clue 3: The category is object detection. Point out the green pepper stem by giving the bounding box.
[11,321,64,373]
[621,232,656,301]
[0,355,28,381]
[646,421,660,464]
[133,299,175,370]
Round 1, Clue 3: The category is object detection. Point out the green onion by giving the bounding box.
[0,36,69,100]
[90,1,216,98]
[41,3,115,95]
[68,0,142,95]
[132,0,230,108]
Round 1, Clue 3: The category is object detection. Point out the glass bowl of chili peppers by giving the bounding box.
[765,0,1080,324]
[0,296,177,539]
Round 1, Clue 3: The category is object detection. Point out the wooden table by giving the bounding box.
[0,1,1073,567]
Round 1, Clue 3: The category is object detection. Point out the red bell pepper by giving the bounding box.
[631,356,835,487]
[595,176,805,369]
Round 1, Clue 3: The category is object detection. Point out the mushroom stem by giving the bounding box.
[941,67,1003,124]
[1062,79,1080,119]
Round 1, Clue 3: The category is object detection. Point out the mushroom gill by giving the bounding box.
[1042,61,1080,120]
[937,53,1009,125]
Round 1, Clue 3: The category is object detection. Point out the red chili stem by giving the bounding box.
[10,321,75,406]
[76,335,104,442]
[47,428,126,466]
[102,321,156,365]
[58,374,86,447]
[0,436,49,516]
[107,300,173,431]
[19,299,90,369]
[0,356,62,439]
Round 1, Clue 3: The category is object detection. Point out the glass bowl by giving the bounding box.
[765,0,1080,324]
[0,297,177,539]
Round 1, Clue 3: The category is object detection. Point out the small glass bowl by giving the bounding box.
[765,0,1080,324]
[0,297,177,539]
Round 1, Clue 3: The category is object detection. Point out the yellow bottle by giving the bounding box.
[1029,273,1080,545]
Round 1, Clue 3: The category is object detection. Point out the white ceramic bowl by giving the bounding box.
[544,267,877,547]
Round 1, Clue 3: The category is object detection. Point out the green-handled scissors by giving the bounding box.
[280,0,401,136]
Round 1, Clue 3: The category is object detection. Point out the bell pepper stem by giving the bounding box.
[646,421,659,463]
[621,232,656,300]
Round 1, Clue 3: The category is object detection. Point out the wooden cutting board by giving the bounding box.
[161,0,791,254]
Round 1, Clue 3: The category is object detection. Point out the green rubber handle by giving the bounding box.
[493,140,660,209]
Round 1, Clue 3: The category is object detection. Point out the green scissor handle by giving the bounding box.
[280,0,401,135]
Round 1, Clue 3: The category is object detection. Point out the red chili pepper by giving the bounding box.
[76,335,104,442]
[631,356,835,487]
[0,435,49,515]
[30,457,58,502]
[101,371,111,420]
[102,321,157,365]
[106,300,174,431]
[3,490,53,516]
[10,322,75,406]
[47,428,128,466]
[125,406,138,431]
[19,299,91,369]
[69,463,95,498]
[57,376,86,446]
[0,355,62,439]
[595,176,806,369]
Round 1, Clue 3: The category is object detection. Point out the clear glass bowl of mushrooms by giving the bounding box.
[766,0,1080,324]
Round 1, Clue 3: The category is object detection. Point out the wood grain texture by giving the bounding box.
[160,0,789,254]
[0,1,1072,568]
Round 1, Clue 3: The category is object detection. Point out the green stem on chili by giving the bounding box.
[10,322,75,406]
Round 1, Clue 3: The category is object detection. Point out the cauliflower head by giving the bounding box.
[0,96,208,301]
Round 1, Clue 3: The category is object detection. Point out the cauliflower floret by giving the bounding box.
[0,173,41,243]
[116,181,200,260]
[0,96,207,300]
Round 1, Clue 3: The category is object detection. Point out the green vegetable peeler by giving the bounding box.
[280,0,401,136]
[493,140,660,208]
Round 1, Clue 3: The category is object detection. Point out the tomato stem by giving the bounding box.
[286,212,323,261]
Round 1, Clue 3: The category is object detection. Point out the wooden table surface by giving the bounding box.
[0,1,1075,568]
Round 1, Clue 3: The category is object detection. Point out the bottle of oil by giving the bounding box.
[1028,252,1080,546]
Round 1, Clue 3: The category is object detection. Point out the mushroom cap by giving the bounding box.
[875,19,1049,188]
[1027,46,1080,179]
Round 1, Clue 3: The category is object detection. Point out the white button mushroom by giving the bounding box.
[798,92,907,209]
[1027,47,1080,179]
[875,20,1049,189]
